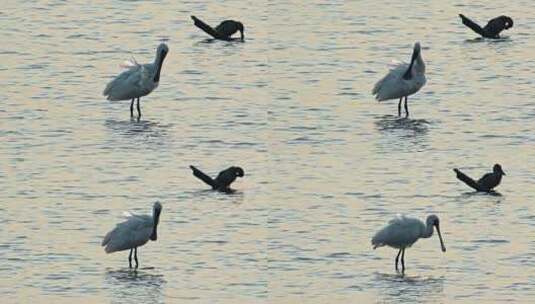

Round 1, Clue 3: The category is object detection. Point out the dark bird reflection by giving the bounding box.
[105,119,171,139]
[372,272,445,303]
[374,115,430,153]
[375,115,430,135]
[105,269,165,303]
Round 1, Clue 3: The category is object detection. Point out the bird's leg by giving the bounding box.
[128,248,133,268]
[404,96,409,118]
[136,97,141,118]
[134,247,139,269]
[395,248,402,271]
[401,248,406,273]
[398,98,402,116]
[130,99,134,117]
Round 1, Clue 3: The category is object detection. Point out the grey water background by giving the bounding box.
[1,1,534,303]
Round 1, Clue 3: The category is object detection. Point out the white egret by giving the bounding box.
[103,43,169,118]
[371,214,446,273]
[372,42,426,117]
[102,202,163,269]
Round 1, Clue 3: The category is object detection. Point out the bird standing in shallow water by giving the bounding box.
[102,202,162,269]
[372,42,427,117]
[459,14,513,39]
[190,165,244,193]
[453,164,505,192]
[191,16,244,41]
[372,214,446,273]
[103,43,169,118]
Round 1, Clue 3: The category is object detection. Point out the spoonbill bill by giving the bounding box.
[372,42,426,117]
[103,43,169,118]
[102,202,163,269]
[372,214,446,273]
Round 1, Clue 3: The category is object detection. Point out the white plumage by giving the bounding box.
[372,42,426,117]
[102,202,162,269]
[371,214,446,273]
[103,43,169,118]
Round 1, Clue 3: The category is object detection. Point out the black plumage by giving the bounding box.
[459,14,513,39]
[453,164,505,192]
[190,165,244,193]
[191,16,244,41]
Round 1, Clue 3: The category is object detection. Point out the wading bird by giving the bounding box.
[372,214,446,273]
[102,202,163,269]
[459,14,513,39]
[453,164,505,192]
[103,43,169,118]
[372,42,427,117]
[191,16,244,41]
[190,165,244,193]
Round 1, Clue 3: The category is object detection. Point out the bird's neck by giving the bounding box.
[422,224,434,238]
[153,56,164,82]
[150,225,158,241]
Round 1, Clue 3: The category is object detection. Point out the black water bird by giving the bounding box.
[190,165,244,193]
[459,14,513,39]
[453,164,505,192]
[191,16,244,41]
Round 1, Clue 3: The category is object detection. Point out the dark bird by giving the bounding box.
[191,15,244,41]
[453,164,505,192]
[190,165,244,193]
[459,14,513,39]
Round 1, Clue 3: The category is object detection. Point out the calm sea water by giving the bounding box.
[1,1,534,303]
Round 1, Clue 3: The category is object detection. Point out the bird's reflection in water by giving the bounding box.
[105,269,166,303]
[186,189,245,206]
[372,272,445,303]
[195,38,244,44]
[464,37,511,43]
[375,115,430,134]
[374,115,430,153]
[105,119,171,143]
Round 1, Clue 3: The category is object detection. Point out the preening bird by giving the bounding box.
[372,214,446,273]
[372,42,427,117]
[191,15,244,41]
[459,14,513,39]
[190,165,244,193]
[103,43,169,118]
[102,202,163,269]
[453,164,505,192]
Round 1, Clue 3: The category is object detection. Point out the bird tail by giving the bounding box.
[453,168,481,191]
[459,14,485,36]
[191,16,220,39]
[190,165,217,189]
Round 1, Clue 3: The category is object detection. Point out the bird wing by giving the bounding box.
[215,20,239,38]
[191,16,221,39]
[477,172,499,190]
[483,16,508,38]
[372,62,411,101]
[103,65,144,101]
[372,215,423,249]
[190,165,217,189]
[214,168,237,190]
[102,214,153,253]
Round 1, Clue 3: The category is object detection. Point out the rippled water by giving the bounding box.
[1,1,534,303]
